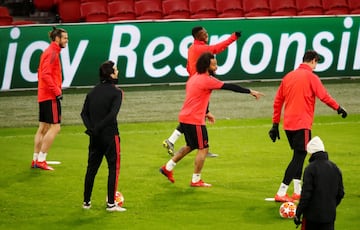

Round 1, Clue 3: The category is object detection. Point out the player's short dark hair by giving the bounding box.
[192,26,204,38]
[196,52,214,74]
[48,26,67,41]
[303,50,321,62]
[99,60,115,81]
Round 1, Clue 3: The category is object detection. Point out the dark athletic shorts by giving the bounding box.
[39,99,61,124]
[180,123,209,150]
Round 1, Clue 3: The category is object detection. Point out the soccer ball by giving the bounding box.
[279,201,296,218]
[106,191,124,207]
[115,191,124,207]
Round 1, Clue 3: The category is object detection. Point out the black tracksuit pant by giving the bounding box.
[83,134,121,204]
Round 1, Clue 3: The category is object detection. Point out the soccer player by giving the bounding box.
[160,52,264,187]
[81,61,126,212]
[31,27,68,170]
[269,50,347,202]
[294,136,344,230]
[163,26,241,157]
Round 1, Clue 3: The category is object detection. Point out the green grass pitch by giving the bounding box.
[0,80,359,229]
[0,116,359,230]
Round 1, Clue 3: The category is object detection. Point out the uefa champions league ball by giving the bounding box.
[279,201,297,218]
[115,191,124,207]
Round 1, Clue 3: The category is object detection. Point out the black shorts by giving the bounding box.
[180,123,209,150]
[39,99,61,124]
[285,129,311,151]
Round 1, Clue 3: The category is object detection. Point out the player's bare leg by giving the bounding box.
[36,123,61,170]
[34,122,50,153]
[191,148,211,187]
[32,122,50,168]
[173,146,192,162]
[40,123,61,153]
[160,146,192,183]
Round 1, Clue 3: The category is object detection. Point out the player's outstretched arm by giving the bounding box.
[221,83,264,99]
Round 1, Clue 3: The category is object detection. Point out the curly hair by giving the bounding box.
[196,52,214,74]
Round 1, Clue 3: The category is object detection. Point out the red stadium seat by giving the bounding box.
[189,0,217,19]
[58,0,81,23]
[296,0,323,15]
[243,0,271,17]
[162,0,190,19]
[322,0,350,15]
[0,6,10,16]
[0,6,13,26]
[0,6,35,26]
[108,0,136,21]
[270,0,297,16]
[135,0,163,20]
[33,0,55,11]
[80,1,108,22]
[216,0,244,18]
[349,0,360,14]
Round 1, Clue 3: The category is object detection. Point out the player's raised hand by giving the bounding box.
[234,31,242,38]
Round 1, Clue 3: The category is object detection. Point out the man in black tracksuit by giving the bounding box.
[81,60,126,212]
[294,136,344,230]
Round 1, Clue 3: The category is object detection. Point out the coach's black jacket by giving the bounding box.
[296,151,344,223]
[81,82,123,137]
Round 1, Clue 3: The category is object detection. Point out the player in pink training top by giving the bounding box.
[160,52,264,187]
[269,50,347,203]
[32,27,68,171]
[162,26,241,158]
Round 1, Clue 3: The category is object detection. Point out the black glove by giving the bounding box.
[268,123,280,142]
[294,216,302,228]
[56,95,63,101]
[337,106,347,118]
[234,31,241,38]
